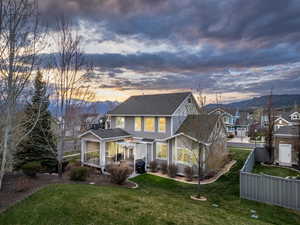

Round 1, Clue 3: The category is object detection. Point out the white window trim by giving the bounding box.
[116,117,125,128]
[144,117,155,132]
[134,117,142,131]
[158,117,166,133]
[156,142,168,160]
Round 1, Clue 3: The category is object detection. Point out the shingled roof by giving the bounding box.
[176,114,221,143]
[108,92,192,116]
[82,128,131,139]
[275,126,300,136]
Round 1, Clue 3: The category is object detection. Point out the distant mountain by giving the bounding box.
[206,95,300,110]
[49,100,119,116]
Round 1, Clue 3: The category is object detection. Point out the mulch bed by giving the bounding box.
[0,169,136,213]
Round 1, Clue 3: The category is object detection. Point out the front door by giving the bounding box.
[279,144,292,165]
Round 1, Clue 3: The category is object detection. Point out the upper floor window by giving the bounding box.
[116,117,125,128]
[134,117,142,131]
[156,142,168,159]
[158,117,166,133]
[144,117,155,132]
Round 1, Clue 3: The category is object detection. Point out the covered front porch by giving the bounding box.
[79,129,153,173]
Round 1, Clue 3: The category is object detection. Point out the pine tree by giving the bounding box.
[15,71,57,172]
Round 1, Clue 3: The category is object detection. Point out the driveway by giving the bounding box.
[227,136,264,148]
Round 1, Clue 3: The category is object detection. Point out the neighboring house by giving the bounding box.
[274,126,300,167]
[57,116,81,137]
[274,110,300,131]
[81,114,106,130]
[208,107,250,137]
[79,92,228,176]
[208,107,236,135]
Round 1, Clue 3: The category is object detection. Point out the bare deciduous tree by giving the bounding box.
[51,16,94,177]
[0,0,42,189]
[265,89,275,163]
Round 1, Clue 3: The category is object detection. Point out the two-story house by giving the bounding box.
[79,92,228,176]
[207,107,236,135]
[208,107,250,137]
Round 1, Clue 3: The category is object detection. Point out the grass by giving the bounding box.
[253,163,300,178]
[0,148,299,225]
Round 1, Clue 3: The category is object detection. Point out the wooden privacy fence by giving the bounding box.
[240,149,300,211]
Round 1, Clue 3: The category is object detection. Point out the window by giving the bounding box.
[156,142,168,159]
[116,117,125,128]
[144,117,155,132]
[176,148,197,165]
[134,117,142,131]
[158,117,166,133]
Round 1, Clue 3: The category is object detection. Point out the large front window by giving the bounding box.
[158,117,166,133]
[135,117,142,131]
[84,141,100,165]
[116,117,125,128]
[156,142,168,159]
[144,117,155,132]
[176,148,196,165]
[106,141,134,164]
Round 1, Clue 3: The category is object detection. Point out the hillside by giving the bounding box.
[206,95,300,110]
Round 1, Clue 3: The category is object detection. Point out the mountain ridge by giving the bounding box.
[206,94,300,110]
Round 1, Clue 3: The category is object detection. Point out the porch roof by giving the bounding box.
[79,128,132,140]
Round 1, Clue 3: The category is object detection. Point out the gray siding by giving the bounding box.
[172,95,199,134]
[240,149,300,211]
[110,116,172,139]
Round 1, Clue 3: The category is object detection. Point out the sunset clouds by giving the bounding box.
[39,0,300,102]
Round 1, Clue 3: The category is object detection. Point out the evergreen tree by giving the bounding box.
[15,71,57,171]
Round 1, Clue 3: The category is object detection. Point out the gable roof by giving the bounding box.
[107,92,192,116]
[281,110,300,122]
[175,114,221,143]
[80,128,131,139]
[275,125,300,137]
[208,107,236,116]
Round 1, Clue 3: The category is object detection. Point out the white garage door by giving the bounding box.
[279,144,292,164]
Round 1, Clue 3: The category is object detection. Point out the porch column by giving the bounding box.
[81,139,85,164]
[100,141,106,169]
[133,143,136,174]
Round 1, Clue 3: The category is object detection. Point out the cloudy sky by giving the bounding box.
[40,0,300,103]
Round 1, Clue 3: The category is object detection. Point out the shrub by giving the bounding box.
[69,167,89,181]
[167,164,178,178]
[227,134,234,138]
[184,166,194,181]
[160,162,168,174]
[65,160,81,172]
[149,160,158,172]
[21,162,42,177]
[108,164,133,185]
[15,177,32,192]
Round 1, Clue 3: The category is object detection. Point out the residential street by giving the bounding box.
[227,137,264,149]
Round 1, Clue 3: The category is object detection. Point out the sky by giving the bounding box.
[39,0,300,103]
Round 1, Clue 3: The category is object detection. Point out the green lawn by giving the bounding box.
[0,148,299,225]
[253,163,300,178]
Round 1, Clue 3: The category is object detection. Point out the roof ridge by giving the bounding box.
[130,91,192,98]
